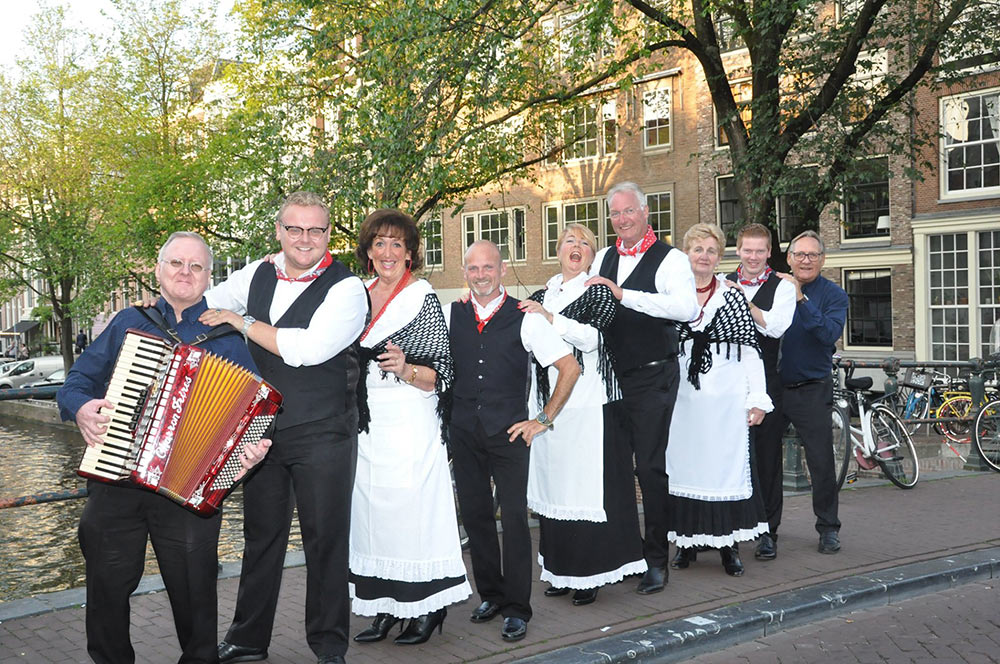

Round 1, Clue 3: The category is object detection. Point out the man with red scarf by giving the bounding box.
[202,191,369,664]
[586,182,698,594]
[726,223,796,561]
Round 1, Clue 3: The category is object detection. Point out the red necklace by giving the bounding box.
[361,270,411,341]
[691,278,718,326]
[474,291,507,333]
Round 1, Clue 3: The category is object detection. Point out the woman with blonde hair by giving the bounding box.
[666,223,771,577]
[519,223,646,606]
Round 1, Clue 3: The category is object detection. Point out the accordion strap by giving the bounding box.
[134,306,240,346]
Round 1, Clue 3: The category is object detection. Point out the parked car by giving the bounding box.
[24,368,66,389]
[0,356,65,389]
[0,361,21,376]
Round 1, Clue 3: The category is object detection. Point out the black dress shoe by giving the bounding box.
[670,547,698,569]
[395,608,446,645]
[571,588,598,606]
[469,600,501,622]
[500,616,527,641]
[636,565,667,594]
[354,612,401,642]
[217,641,267,663]
[317,656,345,664]
[719,545,744,576]
[818,531,841,554]
[754,533,777,560]
[544,586,570,597]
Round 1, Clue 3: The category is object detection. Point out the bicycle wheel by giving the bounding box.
[869,405,920,488]
[831,403,851,489]
[973,399,1000,472]
[882,386,926,434]
[937,395,973,444]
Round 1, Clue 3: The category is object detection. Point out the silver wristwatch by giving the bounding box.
[535,412,554,428]
[241,315,256,338]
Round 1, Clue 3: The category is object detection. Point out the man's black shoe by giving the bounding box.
[217,641,267,663]
[669,547,697,569]
[754,533,777,560]
[571,588,598,606]
[317,656,346,664]
[500,617,527,641]
[636,565,667,594]
[469,600,501,622]
[818,531,841,554]
[543,586,570,597]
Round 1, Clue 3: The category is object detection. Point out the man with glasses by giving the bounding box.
[725,223,796,561]
[204,191,368,664]
[778,230,848,555]
[58,232,270,664]
[585,181,698,594]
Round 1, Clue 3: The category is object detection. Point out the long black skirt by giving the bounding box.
[537,411,646,589]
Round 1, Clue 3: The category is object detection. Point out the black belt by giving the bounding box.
[632,356,677,371]
[784,378,826,389]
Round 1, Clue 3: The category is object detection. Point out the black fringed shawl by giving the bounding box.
[357,292,454,442]
[527,283,620,408]
[677,287,761,390]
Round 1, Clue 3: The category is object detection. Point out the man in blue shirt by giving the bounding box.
[58,232,271,664]
[777,230,848,555]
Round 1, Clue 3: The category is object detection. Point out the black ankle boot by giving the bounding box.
[354,613,401,642]
[719,545,744,577]
[394,608,446,645]
[670,547,698,569]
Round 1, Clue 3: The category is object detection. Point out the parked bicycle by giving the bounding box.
[973,398,1000,472]
[832,366,919,490]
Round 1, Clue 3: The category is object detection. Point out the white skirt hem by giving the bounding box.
[668,522,770,548]
[349,581,472,618]
[537,554,648,589]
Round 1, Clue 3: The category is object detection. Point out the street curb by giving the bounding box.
[516,546,1000,663]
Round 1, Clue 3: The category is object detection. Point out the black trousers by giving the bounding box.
[613,360,679,568]
[78,482,221,664]
[781,377,841,534]
[224,420,358,659]
[450,420,532,621]
[752,376,785,534]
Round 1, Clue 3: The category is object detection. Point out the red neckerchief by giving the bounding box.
[616,225,657,257]
[690,277,719,327]
[275,251,333,282]
[738,265,773,287]
[360,270,411,341]
[474,291,507,334]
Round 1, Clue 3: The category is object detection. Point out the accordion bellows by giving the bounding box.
[78,329,283,515]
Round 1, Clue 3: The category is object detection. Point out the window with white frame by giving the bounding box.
[928,233,970,360]
[643,88,671,149]
[543,199,606,260]
[646,191,673,245]
[423,212,443,267]
[463,208,526,262]
[714,12,741,51]
[941,88,1000,197]
[775,165,820,242]
[978,229,1000,357]
[602,99,618,155]
[717,175,745,245]
[938,0,1000,70]
[845,269,893,347]
[716,80,752,147]
[543,10,614,67]
[845,49,887,124]
[549,99,617,163]
[842,157,890,239]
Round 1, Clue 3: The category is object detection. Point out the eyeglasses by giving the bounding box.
[790,251,823,262]
[280,222,329,239]
[608,207,640,220]
[161,259,207,273]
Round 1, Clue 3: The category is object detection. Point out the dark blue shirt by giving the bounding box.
[58,298,257,422]
[778,275,848,385]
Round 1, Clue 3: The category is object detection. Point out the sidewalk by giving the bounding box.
[1,471,997,664]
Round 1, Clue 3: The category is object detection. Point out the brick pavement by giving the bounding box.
[688,581,1000,663]
[1,471,998,664]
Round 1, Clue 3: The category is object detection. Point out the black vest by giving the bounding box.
[727,269,782,392]
[247,260,363,431]
[449,296,530,436]
[599,241,679,374]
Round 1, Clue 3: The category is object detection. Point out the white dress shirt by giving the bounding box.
[591,245,699,323]
[741,274,796,339]
[205,253,368,367]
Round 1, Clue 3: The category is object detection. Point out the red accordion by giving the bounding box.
[78,329,282,515]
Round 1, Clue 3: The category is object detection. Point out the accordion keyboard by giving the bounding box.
[78,331,173,481]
